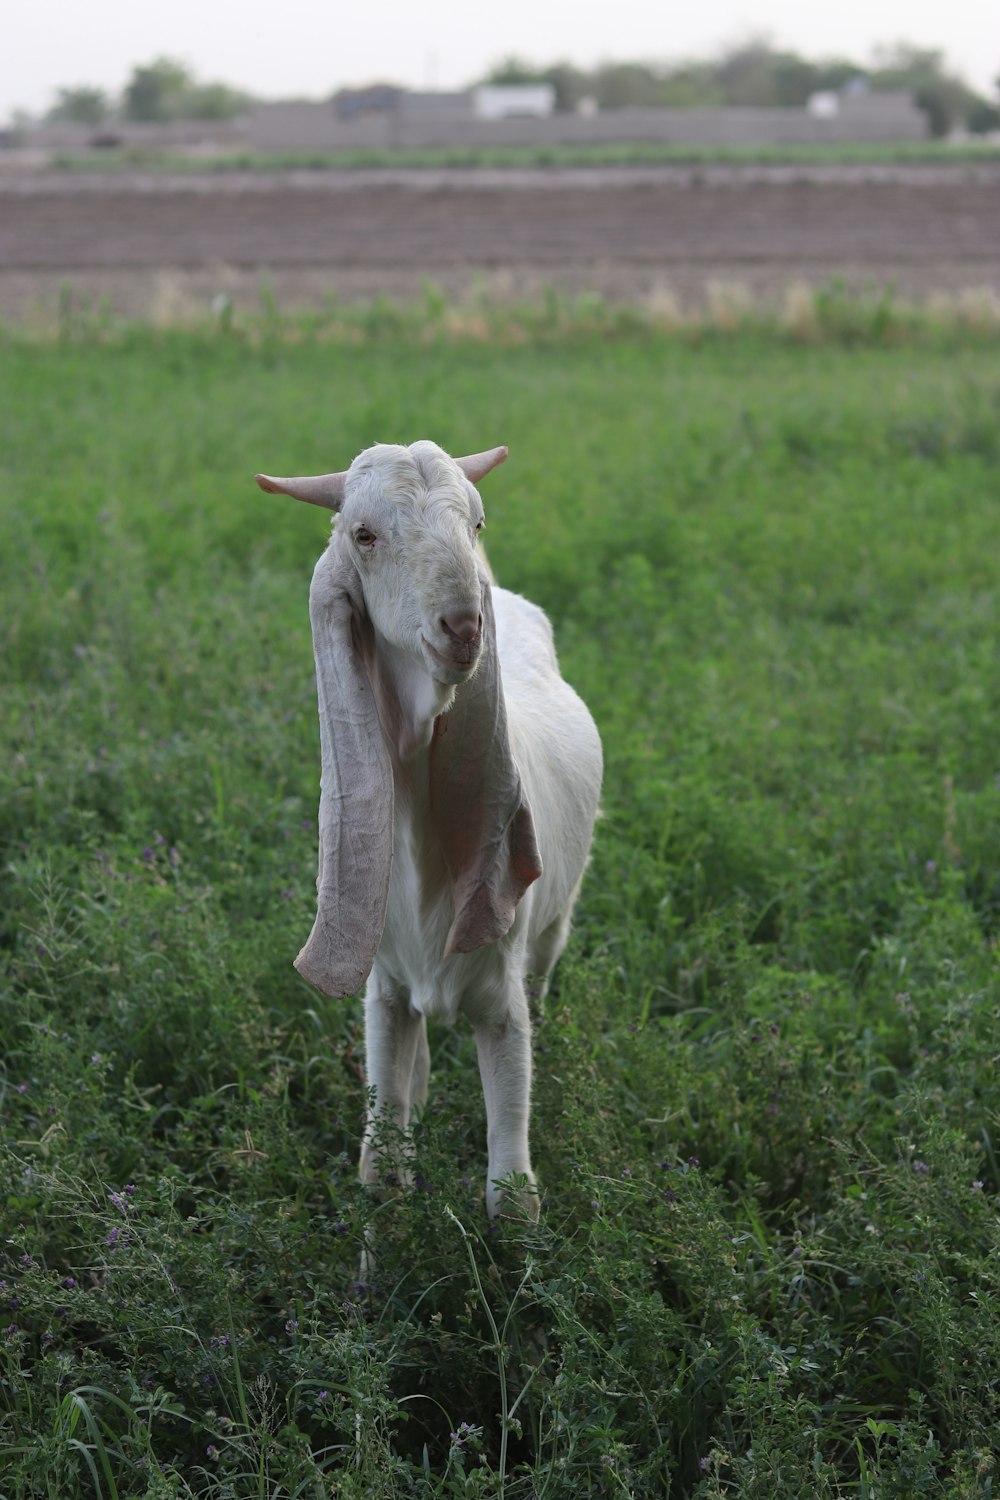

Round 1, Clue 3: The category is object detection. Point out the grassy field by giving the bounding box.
[2,305,1000,1496]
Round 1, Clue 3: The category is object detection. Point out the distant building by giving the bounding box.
[807,92,840,120]
[473,85,556,120]
[332,85,473,120]
[333,85,404,120]
[248,87,927,151]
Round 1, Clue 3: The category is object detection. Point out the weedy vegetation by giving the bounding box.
[45,138,1000,173]
[1,295,999,1496]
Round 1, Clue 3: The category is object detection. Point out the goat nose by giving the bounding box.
[440,609,482,644]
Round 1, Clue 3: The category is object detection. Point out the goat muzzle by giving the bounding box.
[423,634,482,673]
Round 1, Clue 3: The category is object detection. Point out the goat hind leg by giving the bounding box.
[525,908,574,1012]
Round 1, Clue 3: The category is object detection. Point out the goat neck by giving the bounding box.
[367,623,467,770]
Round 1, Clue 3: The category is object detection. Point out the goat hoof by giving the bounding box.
[487,1171,540,1223]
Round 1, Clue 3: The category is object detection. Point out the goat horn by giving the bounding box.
[255,471,347,511]
[454,446,508,484]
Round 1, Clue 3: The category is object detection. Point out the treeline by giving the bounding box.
[46,58,254,126]
[42,42,1000,138]
[484,42,1000,136]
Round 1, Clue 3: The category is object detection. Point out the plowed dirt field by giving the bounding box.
[2,163,997,322]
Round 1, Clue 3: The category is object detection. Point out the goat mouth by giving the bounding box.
[421,637,481,674]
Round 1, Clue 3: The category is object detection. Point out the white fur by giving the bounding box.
[310,440,602,1217]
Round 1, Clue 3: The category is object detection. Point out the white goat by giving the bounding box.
[256,440,602,1217]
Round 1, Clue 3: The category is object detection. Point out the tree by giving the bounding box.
[483,56,549,86]
[47,86,111,125]
[542,63,591,113]
[184,82,254,120]
[123,57,193,121]
[869,44,974,136]
[714,41,826,108]
[966,71,1000,133]
[122,57,254,122]
[967,98,1000,132]
[715,41,784,106]
[592,62,664,108]
[658,64,723,109]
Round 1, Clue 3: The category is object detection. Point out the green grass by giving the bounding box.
[46,136,1000,173]
[2,305,1000,1496]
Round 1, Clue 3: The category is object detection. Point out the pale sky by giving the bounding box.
[4,0,997,121]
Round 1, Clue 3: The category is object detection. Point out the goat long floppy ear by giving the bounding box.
[431,577,542,956]
[294,541,394,997]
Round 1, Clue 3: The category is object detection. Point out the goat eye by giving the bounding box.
[354,526,377,548]
[475,520,485,533]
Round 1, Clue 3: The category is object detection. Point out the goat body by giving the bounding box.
[257,440,601,1216]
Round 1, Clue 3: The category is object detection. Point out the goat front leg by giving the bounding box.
[359,978,424,1191]
[474,990,539,1220]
